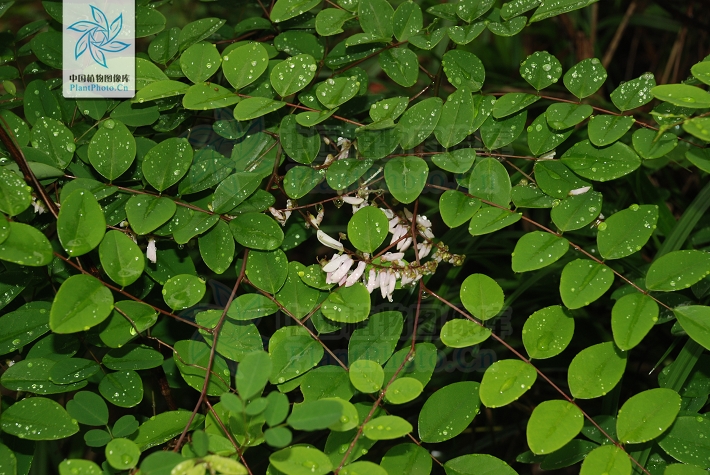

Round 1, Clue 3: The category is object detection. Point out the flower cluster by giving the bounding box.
[318,205,464,301]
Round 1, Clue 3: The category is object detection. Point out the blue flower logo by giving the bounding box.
[67,5,130,68]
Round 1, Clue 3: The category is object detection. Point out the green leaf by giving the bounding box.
[0,168,31,217]
[519,51,562,90]
[384,377,423,405]
[326,158,373,190]
[657,415,710,467]
[457,0,495,22]
[59,459,102,475]
[550,191,603,231]
[442,50,485,91]
[545,103,593,130]
[30,30,61,68]
[468,207,522,236]
[66,391,108,426]
[370,96,408,122]
[234,97,286,121]
[674,306,710,351]
[227,294,279,322]
[597,204,658,260]
[163,274,205,310]
[349,359,384,393]
[492,93,540,119]
[322,283,371,323]
[99,301,157,348]
[223,43,269,90]
[280,115,321,165]
[363,415,412,440]
[348,311,402,365]
[236,350,272,400]
[50,275,113,334]
[133,80,189,103]
[246,249,288,294]
[269,446,332,475]
[105,438,140,470]
[148,27,179,64]
[480,110,527,149]
[650,84,710,108]
[512,232,569,273]
[230,212,284,251]
[444,454,517,475]
[125,195,176,235]
[173,340,229,396]
[49,358,99,384]
[560,259,614,309]
[348,206,388,253]
[632,128,678,159]
[563,58,607,99]
[358,0,394,38]
[393,2,422,41]
[568,342,626,399]
[610,72,656,111]
[691,61,710,86]
[180,42,221,83]
[316,8,354,36]
[0,302,50,355]
[460,273,504,321]
[136,6,166,37]
[468,157,511,207]
[530,0,598,22]
[288,399,344,430]
[384,155,429,204]
[269,326,323,384]
[0,397,78,440]
[479,359,536,408]
[30,117,74,168]
[435,90,475,148]
[440,319,491,348]
[527,400,583,455]
[397,97,443,150]
[523,305,574,359]
[103,345,163,371]
[178,17,223,50]
[197,312,263,363]
[512,184,556,208]
[587,114,635,147]
[502,0,541,19]
[646,250,710,291]
[440,190,481,228]
[99,231,144,287]
[528,113,575,156]
[133,410,204,451]
[172,210,219,245]
[379,47,418,87]
[611,293,658,351]
[1,357,86,394]
[381,445,432,475]
[534,160,590,199]
[179,148,234,195]
[182,83,240,110]
[57,189,106,257]
[418,381,481,442]
[283,166,324,199]
[487,16,528,36]
[683,117,710,142]
[447,22,487,45]
[616,388,680,444]
[271,54,317,97]
[213,172,264,214]
[301,366,354,402]
[110,101,159,127]
[23,79,61,126]
[0,221,52,267]
[579,445,631,475]
[142,138,193,192]
[99,370,144,408]
[271,0,321,23]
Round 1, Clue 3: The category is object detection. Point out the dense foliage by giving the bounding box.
[1,0,710,474]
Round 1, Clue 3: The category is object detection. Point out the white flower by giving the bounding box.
[417,242,432,259]
[380,252,404,262]
[31,197,46,215]
[327,255,353,284]
[366,269,378,293]
[539,150,556,160]
[569,186,591,196]
[397,237,412,252]
[146,238,157,264]
[317,230,344,251]
[342,196,364,205]
[323,253,347,273]
[416,215,432,228]
[345,261,366,287]
[381,208,394,220]
[308,206,324,229]
[379,271,390,299]
[269,207,287,226]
